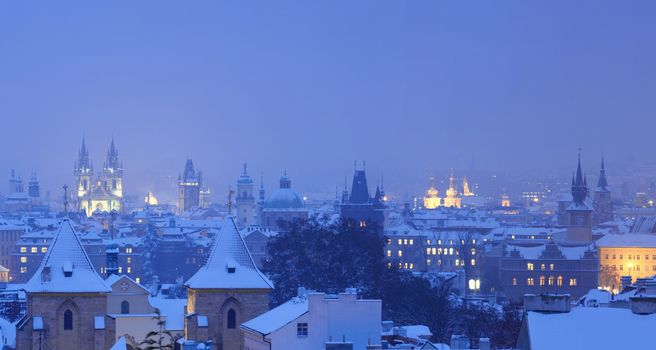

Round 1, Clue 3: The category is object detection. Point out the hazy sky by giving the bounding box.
[1,1,655,201]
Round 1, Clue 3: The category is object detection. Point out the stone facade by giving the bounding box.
[16,293,114,350]
[186,288,270,350]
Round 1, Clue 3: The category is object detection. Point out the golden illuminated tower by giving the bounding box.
[501,194,511,207]
[442,170,461,208]
[462,176,475,196]
[423,177,441,209]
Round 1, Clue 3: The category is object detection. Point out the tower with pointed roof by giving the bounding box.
[593,155,613,225]
[340,162,387,232]
[566,153,593,242]
[178,159,202,213]
[236,164,255,228]
[184,217,272,350]
[442,170,462,208]
[16,219,114,350]
[74,138,124,216]
[423,177,441,209]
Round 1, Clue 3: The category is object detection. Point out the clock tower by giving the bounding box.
[566,153,593,242]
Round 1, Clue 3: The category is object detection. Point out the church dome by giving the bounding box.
[263,173,305,210]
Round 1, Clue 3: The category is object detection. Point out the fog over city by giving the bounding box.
[1,1,656,201]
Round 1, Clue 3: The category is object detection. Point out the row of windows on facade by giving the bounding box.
[0,232,20,242]
[604,254,656,261]
[512,276,577,287]
[609,264,656,272]
[19,246,133,254]
[388,238,477,246]
[527,263,556,271]
[387,257,476,270]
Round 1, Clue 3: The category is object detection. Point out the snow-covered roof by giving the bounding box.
[0,317,16,349]
[596,233,656,248]
[525,307,656,350]
[241,296,308,335]
[23,219,110,293]
[507,243,593,260]
[148,296,186,331]
[185,217,273,290]
[110,336,127,350]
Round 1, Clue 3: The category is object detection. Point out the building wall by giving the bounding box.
[0,227,23,269]
[598,246,656,290]
[187,288,269,350]
[17,293,110,350]
[499,256,599,300]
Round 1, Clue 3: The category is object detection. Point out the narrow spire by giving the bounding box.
[62,185,69,215]
[597,154,609,190]
[243,163,248,175]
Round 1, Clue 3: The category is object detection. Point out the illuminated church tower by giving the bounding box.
[74,138,94,215]
[462,176,474,196]
[423,177,441,209]
[74,138,124,216]
[442,171,461,208]
[566,153,593,242]
[593,155,613,225]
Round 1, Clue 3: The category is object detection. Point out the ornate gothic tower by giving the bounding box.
[178,159,201,213]
[236,164,255,228]
[442,170,462,208]
[102,138,124,212]
[74,138,93,215]
[593,156,613,225]
[566,154,593,242]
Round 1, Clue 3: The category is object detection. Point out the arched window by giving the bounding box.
[64,309,73,330]
[227,309,236,329]
[121,301,130,314]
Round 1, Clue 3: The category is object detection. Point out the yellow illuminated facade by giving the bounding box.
[598,245,656,292]
[501,194,511,207]
[423,177,441,209]
[462,176,474,196]
[145,192,159,206]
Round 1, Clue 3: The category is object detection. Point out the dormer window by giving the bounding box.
[226,260,237,274]
[63,261,73,277]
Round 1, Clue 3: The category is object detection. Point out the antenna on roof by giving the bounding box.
[62,185,69,216]
[227,189,235,215]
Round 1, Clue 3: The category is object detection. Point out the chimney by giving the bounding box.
[450,334,470,350]
[479,337,490,350]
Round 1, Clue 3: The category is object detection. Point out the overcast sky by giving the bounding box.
[1,1,655,201]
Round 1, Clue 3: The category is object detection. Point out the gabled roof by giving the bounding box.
[185,217,273,290]
[241,296,308,335]
[24,219,110,293]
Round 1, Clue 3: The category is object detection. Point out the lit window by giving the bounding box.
[539,276,545,286]
[409,263,414,269]
[387,239,391,245]
[20,257,27,263]
[426,248,431,255]
[118,267,123,273]
[548,276,554,286]
[427,240,431,245]
[569,278,577,286]
[387,250,392,257]
[540,264,545,270]
[387,262,392,269]
[398,239,402,245]
[127,267,131,273]
[127,257,131,264]
[471,259,476,266]
[20,247,26,253]
[455,259,460,266]
[438,240,442,245]
[20,267,27,273]
[512,277,517,286]
[432,248,437,255]
[41,247,47,253]
[471,248,476,255]
[427,259,431,266]
[550,264,554,270]
[557,276,563,286]
[437,248,442,255]
[409,239,414,245]
[403,239,408,245]
[398,250,402,257]
[527,278,534,286]
[31,247,37,253]
[135,277,140,284]
[449,248,454,255]
[527,263,534,271]
[125,248,133,254]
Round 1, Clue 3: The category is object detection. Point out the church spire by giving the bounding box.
[77,137,92,171]
[105,137,121,170]
[571,152,589,203]
[597,155,609,190]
